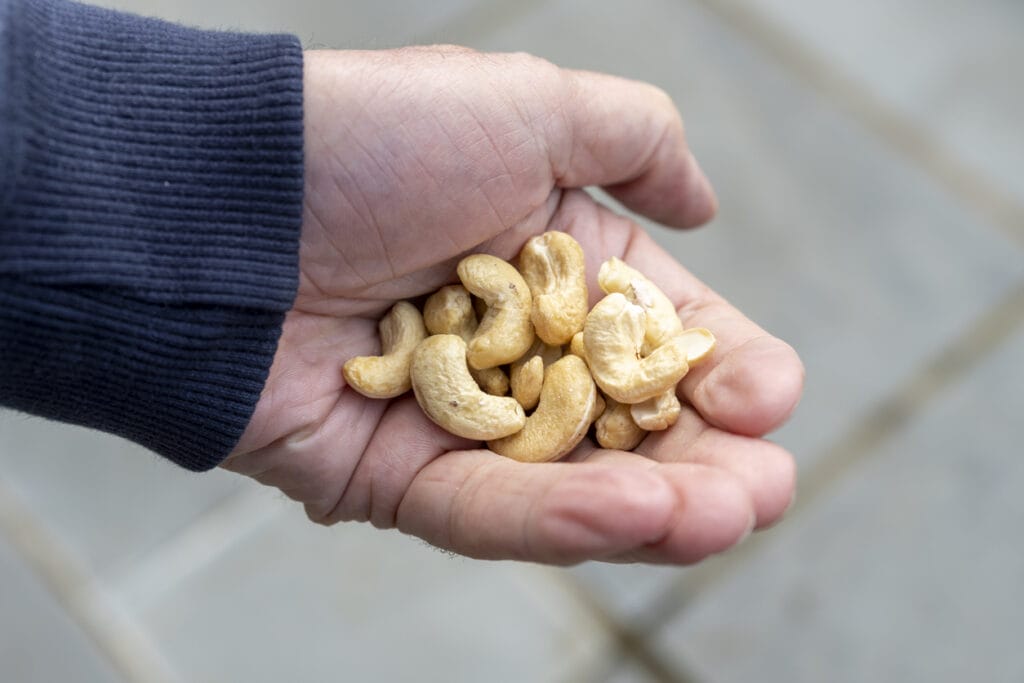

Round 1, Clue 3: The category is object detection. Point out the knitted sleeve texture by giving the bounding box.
[0,0,305,471]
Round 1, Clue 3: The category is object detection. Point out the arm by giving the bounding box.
[1,3,802,564]
[0,0,304,470]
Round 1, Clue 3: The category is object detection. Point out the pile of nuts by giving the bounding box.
[342,231,715,463]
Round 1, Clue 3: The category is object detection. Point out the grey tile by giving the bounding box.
[0,532,122,683]
[467,0,1024,466]
[134,510,614,683]
[594,658,661,683]
[0,412,246,576]
[654,324,1024,682]
[731,0,1024,202]
[93,0,484,48]
[566,563,683,622]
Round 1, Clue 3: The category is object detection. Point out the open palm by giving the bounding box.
[222,48,804,565]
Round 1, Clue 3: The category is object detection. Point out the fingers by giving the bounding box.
[552,191,805,437]
[395,449,754,565]
[615,228,805,437]
[550,68,717,228]
[633,406,797,530]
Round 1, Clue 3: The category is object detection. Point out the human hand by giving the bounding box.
[221,47,803,565]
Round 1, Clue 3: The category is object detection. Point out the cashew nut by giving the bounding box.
[510,339,562,410]
[423,285,510,396]
[511,356,543,411]
[568,331,587,361]
[342,234,717,459]
[518,231,588,345]
[343,301,428,399]
[410,335,526,440]
[624,328,715,425]
[457,254,534,369]
[472,295,488,321]
[488,354,597,463]
[583,293,691,404]
[598,257,683,355]
[630,390,682,431]
[590,392,607,423]
[423,285,476,339]
[595,396,647,451]
[676,326,717,365]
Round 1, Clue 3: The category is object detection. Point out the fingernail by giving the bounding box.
[684,153,718,226]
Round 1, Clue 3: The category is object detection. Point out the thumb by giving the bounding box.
[547,68,717,228]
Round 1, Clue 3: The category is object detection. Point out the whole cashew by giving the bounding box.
[583,293,691,404]
[423,285,510,396]
[595,396,647,451]
[598,257,683,355]
[488,354,597,463]
[343,301,428,399]
[457,254,535,369]
[630,389,682,431]
[518,231,589,345]
[410,335,526,440]
[510,339,562,410]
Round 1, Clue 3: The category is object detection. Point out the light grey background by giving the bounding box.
[2,0,1022,681]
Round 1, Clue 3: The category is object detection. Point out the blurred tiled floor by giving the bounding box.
[2,0,1022,681]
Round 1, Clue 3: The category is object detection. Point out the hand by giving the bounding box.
[222,47,803,565]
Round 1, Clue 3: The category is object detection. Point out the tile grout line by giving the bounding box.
[633,278,1024,647]
[539,567,700,683]
[0,479,182,683]
[686,0,1024,252]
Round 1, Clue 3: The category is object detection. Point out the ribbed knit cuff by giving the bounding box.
[0,0,304,470]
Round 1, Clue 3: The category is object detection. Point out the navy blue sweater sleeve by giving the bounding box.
[0,0,304,470]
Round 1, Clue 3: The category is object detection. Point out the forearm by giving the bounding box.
[0,0,304,470]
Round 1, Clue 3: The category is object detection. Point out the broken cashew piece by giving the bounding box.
[676,327,717,365]
[599,257,683,355]
[511,356,543,411]
[343,301,428,399]
[489,354,597,463]
[568,331,587,362]
[510,339,562,410]
[583,293,691,404]
[596,397,647,451]
[423,285,509,396]
[630,390,682,431]
[622,328,715,429]
[410,335,526,440]
[518,231,589,345]
[423,285,476,339]
[457,254,534,369]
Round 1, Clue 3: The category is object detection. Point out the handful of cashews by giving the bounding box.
[342,231,716,462]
